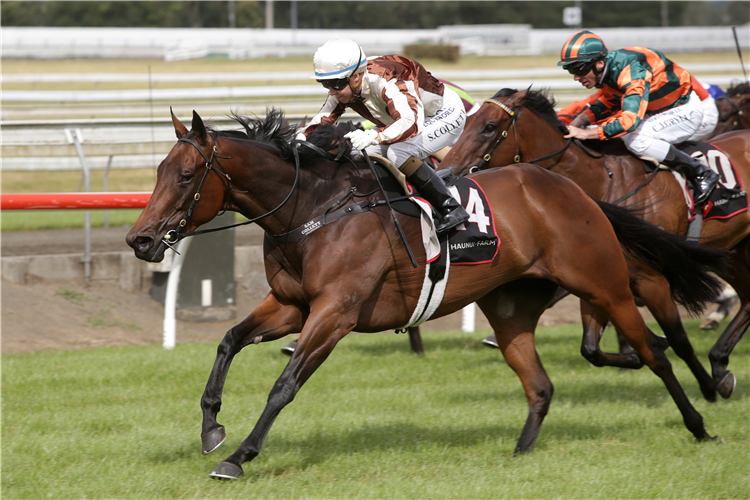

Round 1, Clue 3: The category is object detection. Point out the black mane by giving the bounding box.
[211,108,350,165]
[491,88,569,135]
[726,82,750,98]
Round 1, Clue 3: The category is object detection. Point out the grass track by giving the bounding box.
[3,321,748,499]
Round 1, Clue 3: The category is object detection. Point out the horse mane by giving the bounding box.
[492,88,569,135]
[208,108,343,165]
[726,82,750,98]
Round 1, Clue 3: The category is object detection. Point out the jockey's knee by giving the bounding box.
[399,155,424,176]
[622,134,671,162]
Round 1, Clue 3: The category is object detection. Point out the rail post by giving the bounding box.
[67,128,93,282]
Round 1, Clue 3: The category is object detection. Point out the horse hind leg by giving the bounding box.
[201,292,306,455]
[593,294,716,442]
[559,258,715,439]
[579,300,644,369]
[476,279,559,454]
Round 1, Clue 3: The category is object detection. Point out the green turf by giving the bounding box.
[3,321,748,498]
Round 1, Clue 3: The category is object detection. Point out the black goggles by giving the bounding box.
[565,61,596,77]
[317,77,350,91]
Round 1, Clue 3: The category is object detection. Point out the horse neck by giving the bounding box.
[513,114,617,200]
[219,137,353,236]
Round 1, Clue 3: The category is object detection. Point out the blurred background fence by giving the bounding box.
[3,24,749,59]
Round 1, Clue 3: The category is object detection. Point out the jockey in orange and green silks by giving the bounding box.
[559,29,719,203]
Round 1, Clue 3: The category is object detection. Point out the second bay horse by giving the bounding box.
[127,109,725,479]
[440,88,750,400]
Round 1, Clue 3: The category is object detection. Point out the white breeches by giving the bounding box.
[365,87,466,169]
[690,96,719,141]
[622,91,705,162]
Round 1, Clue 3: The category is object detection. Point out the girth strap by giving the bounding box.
[265,197,410,244]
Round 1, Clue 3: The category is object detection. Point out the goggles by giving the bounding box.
[318,77,350,91]
[565,61,597,77]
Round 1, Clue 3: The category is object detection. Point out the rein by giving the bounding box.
[161,135,300,251]
[470,99,605,170]
[469,99,663,204]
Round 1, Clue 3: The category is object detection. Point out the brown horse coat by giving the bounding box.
[127,110,723,479]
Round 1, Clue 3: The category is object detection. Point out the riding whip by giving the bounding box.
[362,151,418,268]
[732,26,749,83]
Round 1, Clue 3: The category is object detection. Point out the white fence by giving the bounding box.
[3,63,747,104]
[3,58,748,173]
[3,24,748,60]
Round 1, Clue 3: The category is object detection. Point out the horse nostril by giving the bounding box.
[129,234,154,253]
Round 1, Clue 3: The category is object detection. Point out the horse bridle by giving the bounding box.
[465,98,656,203]
[716,95,748,131]
[160,134,300,252]
[469,98,603,173]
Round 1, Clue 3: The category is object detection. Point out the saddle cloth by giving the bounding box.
[370,156,500,265]
[640,142,748,221]
[370,158,500,328]
[679,142,748,221]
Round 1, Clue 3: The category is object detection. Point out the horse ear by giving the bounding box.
[511,88,530,106]
[171,107,189,139]
[191,110,208,145]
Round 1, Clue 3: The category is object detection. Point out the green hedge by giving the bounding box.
[403,43,460,63]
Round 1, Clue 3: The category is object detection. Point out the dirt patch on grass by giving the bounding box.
[1,275,588,355]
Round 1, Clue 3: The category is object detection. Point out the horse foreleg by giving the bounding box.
[710,248,750,399]
[709,304,749,399]
[201,292,306,455]
[476,279,558,454]
[209,302,357,479]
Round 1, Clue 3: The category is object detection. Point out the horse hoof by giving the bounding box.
[652,334,669,351]
[209,461,244,480]
[699,319,719,330]
[717,372,736,399]
[202,426,226,455]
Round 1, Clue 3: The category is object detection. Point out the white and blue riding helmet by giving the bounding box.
[312,38,367,82]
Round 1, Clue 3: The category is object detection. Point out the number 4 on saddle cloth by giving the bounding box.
[366,160,500,266]
[643,141,748,221]
[367,160,500,329]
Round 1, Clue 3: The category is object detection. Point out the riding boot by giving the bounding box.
[661,146,720,204]
[406,162,470,233]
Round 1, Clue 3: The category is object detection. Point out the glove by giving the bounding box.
[295,131,307,142]
[344,129,379,150]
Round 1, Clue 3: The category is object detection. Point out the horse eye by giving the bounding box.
[483,123,497,134]
[180,173,194,184]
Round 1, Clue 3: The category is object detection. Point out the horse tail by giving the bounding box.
[594,199,727,316]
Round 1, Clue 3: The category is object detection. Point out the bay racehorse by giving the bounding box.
[706,82,750,139]
[127,109,725,479]
[439,88,750,400]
